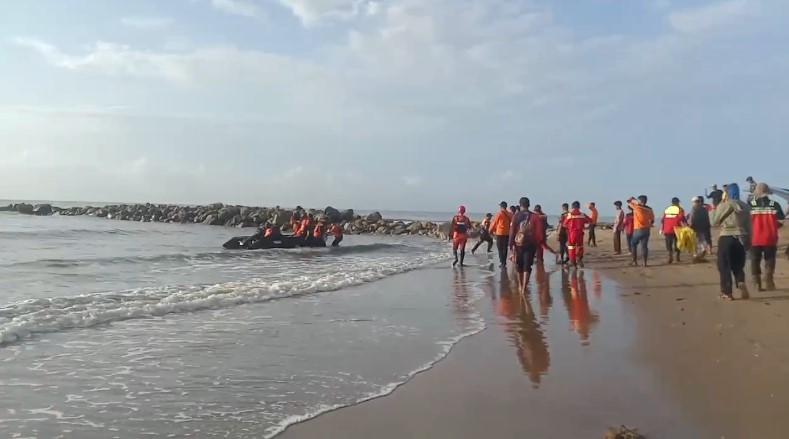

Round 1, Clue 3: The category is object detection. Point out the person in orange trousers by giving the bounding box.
[563,201,592,268]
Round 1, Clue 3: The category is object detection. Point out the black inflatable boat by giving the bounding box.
[223,234,327,250]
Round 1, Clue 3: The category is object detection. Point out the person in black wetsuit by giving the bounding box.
[471,213,494,254]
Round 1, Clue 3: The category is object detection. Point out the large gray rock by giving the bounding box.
[16,203,34,215]
[272,211,292,227]
[33,204,53,216]
[340,209,355,222]
[366,211,383,222]
[0,204,14,212]
[324,206,341,223]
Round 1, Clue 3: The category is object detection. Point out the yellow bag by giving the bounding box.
[674,226,697,254]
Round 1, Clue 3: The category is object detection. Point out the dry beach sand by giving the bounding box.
[279,228,789,439]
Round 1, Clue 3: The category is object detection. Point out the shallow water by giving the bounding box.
[0,212,490,438]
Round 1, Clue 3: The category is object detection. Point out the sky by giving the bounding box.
[1,0,788,214]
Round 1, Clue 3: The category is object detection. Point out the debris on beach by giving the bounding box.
[604,425,646,439]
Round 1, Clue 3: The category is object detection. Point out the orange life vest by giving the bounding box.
[331,224,343,237]
[453,215,470,235]
[313,222,324,238]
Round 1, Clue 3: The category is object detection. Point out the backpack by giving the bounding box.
[514,213,534,247]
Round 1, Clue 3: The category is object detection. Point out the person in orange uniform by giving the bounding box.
[263,222,281,238]
[472,213,494,254]
[330,223,344,247]
[489,201,514,268]
[290,206,304,234]
[313,216,326,242]
[586,202,599,247]
[297,214,314,238]
[661,197,687,264]
[563,201,592,268]
[627,195,655,267]
[450,205,472,267]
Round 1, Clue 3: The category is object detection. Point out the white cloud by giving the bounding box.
[211,0,264,18]
[668,0,758,34]
[402,175,422,186]
[121,16,174,29]
[277,0,373,26]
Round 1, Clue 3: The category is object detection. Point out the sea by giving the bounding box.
[0,201,622,438]
[0,202,494,438]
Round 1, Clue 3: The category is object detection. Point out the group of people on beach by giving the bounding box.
[450,177,787,300]
[254,206,345,247]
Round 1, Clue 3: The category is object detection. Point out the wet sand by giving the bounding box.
[590,228,789,439]
[279,255,710,438]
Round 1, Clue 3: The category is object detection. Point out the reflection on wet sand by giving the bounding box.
[494,268,550,388]
[561,270,601,346]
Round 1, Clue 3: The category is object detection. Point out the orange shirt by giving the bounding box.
[588,206,599,224]
[489,209,513,236]
[627,200,655,230]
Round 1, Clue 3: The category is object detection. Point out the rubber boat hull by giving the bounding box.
[223,234,327,250]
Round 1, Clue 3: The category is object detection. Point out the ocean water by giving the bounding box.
[0,211,486,438]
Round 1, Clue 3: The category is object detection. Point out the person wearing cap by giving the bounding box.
[449,205,472,267]
[688,196,712,258]
[612,201,625,255]
[489,201,514,267]
[749,183,785,291]
[471,213,494,254]
[661,197,687,264]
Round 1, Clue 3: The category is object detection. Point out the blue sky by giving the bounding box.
[1,0,788,214]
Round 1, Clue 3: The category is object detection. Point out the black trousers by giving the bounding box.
[331,236,343,247]
[587,224,596,246]
[472,232,493,253]
[558,236,568,262]
[717,236,746,295]
[495,235,509,265]
[750,245,777,275]
[664,234,678,253]
[613,230,622,253]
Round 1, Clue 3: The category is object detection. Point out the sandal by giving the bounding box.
[719,293,734,301]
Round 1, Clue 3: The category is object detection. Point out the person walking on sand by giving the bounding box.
[749,183,785,291]
[711,183,752,300]
[660,197,686,264]
[533,205,556,263]
[509,197,543,293]
[449,206,472,267]
[689,196,712,258]
[556,203,570,265]
[586,202,599,247]
[564,201,592,268]
[627,195,655,267]
[489,201,514,268]
[612,201,625,255]
[472,213,494,254]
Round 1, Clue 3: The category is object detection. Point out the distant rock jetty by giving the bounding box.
[2,202,613,238]
[0,202,457,238]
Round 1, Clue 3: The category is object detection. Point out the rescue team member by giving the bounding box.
[297,214,314,238]
[556,203,570,265]
[471,213,494,254]
[563,201,592,268]
[509,197,544,293]
[330,223,344,247]
[749,183,785,291]
[661,197,686,264]
[533,205,556,262]
[612,201,625,255]
[449,206,472,267]
[313,217,326,241]
[623,206,634,251]
[627,195,655,267]
[290,206,304,233]
[586,202,599,247]
[263,222,281,238]
[489,201,514,267]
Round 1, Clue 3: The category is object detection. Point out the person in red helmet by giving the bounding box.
[449,205,472,267]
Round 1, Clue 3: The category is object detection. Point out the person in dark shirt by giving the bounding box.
[509,197,543,293]
[689,196,712,257]
[706,185,724,207]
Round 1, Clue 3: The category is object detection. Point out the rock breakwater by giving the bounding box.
[1,202,458,238]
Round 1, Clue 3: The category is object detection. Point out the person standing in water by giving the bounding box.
[564,201,592,268]
[509,197,543,293]
[330,223,344,247]
[472,213,494,254]
[449,206,472,267]
[711,183,751,300]
[586,202,599,247]
[556,203,570,265]
[489,201,514,268]
[749,183,784,291]
[627,195,655,267]
[612,201,625,255]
